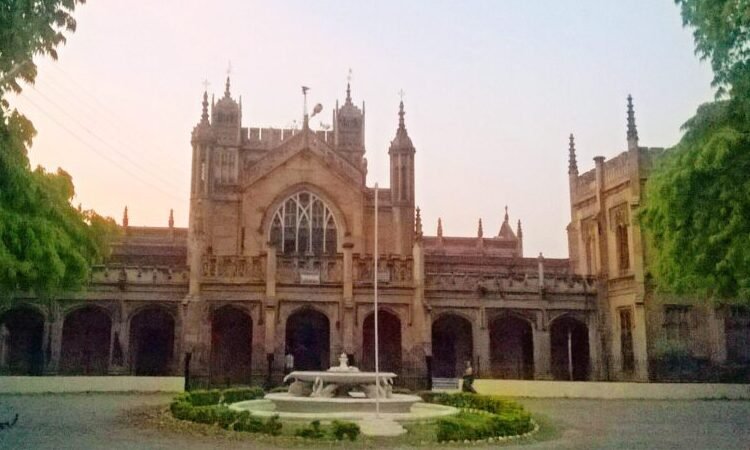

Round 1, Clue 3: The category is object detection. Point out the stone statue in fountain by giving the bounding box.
[327,353,359,372]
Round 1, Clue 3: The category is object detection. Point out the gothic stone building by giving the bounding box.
[1,82,747,385]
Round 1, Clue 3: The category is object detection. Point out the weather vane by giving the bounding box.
[226,61,232,77]
[201,78,210,91]
[347,68,353,84]
[398,89,405,101]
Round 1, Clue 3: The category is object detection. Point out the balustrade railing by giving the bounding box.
[276,255,343,284]
[201,255,265,281]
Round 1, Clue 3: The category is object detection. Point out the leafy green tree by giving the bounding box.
[1,0,118,298]
[640,1,750,304]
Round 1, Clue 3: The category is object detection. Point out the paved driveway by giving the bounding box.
[0,393,747,449]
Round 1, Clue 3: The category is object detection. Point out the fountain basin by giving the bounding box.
[230,397,458,422]
[265,392,420,414]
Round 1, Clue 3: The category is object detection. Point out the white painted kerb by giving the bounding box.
[0,376,185,393]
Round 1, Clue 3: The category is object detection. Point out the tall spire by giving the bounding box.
[122,206,129,227]
[477,218,483,238]
[437,217,443,238]
[504,205,509,223]
[224,76,231,98]
[345,68,353,104]
[627,94,638,148]
[568,133,578,175]
[517,219,523,238]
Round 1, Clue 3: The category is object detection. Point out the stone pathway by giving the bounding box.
[357,417,406,436]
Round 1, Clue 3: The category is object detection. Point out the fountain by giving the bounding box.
[230,353,457,421]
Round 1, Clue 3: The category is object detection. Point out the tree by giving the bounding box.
[640,1,750,304]
[0,0,118,298]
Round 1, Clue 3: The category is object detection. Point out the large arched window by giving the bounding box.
[269,191,338,255]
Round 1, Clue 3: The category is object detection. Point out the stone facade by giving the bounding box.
[2,83,745,385]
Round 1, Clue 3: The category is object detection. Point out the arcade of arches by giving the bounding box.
[0,302,597,382]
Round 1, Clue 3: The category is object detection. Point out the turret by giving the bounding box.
[388,98,416,255]
[333,80,365,168]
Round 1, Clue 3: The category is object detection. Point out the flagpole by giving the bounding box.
[374,183,380,418]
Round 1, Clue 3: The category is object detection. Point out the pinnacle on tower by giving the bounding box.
[437,217,443,238]
[398,99,406,131]
[504,205,509,223]
[627,94,638,147]
[168,209,174,228]
[201,91,209,123]
[568,133,578,175]
[415,207,423,237]
[224,76,231,98]
[477,218,483,238]
[517,219,523,238]
[122,206,129,227]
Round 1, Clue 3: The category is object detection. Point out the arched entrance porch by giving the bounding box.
[489,314,534,379]
[285,308,330,371]
[432,313,473,378]
[361,309,402,374]
[129,307,175,375]
[550,316,590,380]
[60,307,112,375]
[211,306,253,385]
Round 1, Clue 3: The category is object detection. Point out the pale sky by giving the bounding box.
[9,0,714,258]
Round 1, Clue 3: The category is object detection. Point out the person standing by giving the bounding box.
[462,360,477,393]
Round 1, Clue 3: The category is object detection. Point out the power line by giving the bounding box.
[47,64,192,177]
[19,93,186,202]
[29,85,186,193]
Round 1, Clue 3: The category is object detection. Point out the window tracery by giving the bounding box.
[269,192,338,255]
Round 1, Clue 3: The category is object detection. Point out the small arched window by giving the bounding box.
[269,192,338,255]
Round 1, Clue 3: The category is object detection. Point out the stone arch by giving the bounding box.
[361,309,402,374]
[549,314,590,381]
[432,313,473,378]
[211,305,253,386]
[0,307,45,375]
[285,307,330,371]
[260,183,349,251]
[489,313,534,379]
[60,306,112,375]
[129,306,175,375]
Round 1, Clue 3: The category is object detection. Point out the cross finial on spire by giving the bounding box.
[477,218,483,238]
[201,78,210,91]
[568,133,578,175]
[627,94,638,148]
[437,217,443,238]
[122,206,129,227]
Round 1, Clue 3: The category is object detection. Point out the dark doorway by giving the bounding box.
[550,316,590,380]
[362,310,402,373]
[0,308,45,375]
[211,306,253,385]
[432,314,473,378]
[130,308,175,375]
[285,309,329,371]
[489,314,534,379]
[60,307,112,375]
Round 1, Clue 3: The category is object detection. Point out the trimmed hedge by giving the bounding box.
[331,420,360,441]
[169,388,281,436]
[221,387,265,404]
[422,392,534,443]
[294,420,361,441]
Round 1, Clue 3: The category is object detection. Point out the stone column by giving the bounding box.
[45,306,63,374]
[342,243,355,354]
[532,327,552,380]
[264,245,279,385]
[707,307,727,364]
[0,324,9,369]
[633,304,649,381]
[476,318,491,378]
[587,315,602,380]
[108,304,128,375]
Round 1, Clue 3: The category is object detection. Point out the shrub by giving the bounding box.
[188,390,222,406]
[263,415,283,436]
[191,406,221,425]
[170,400,195,421]
[295,420,326,439]
[436,411,532,442]
[222,387,265,404]
[233,412,265,433]
[216,407,239,430]
[331,420,360,441]
[425,392,526,415]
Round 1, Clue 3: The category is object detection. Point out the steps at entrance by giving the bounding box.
[432,378,459,390]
